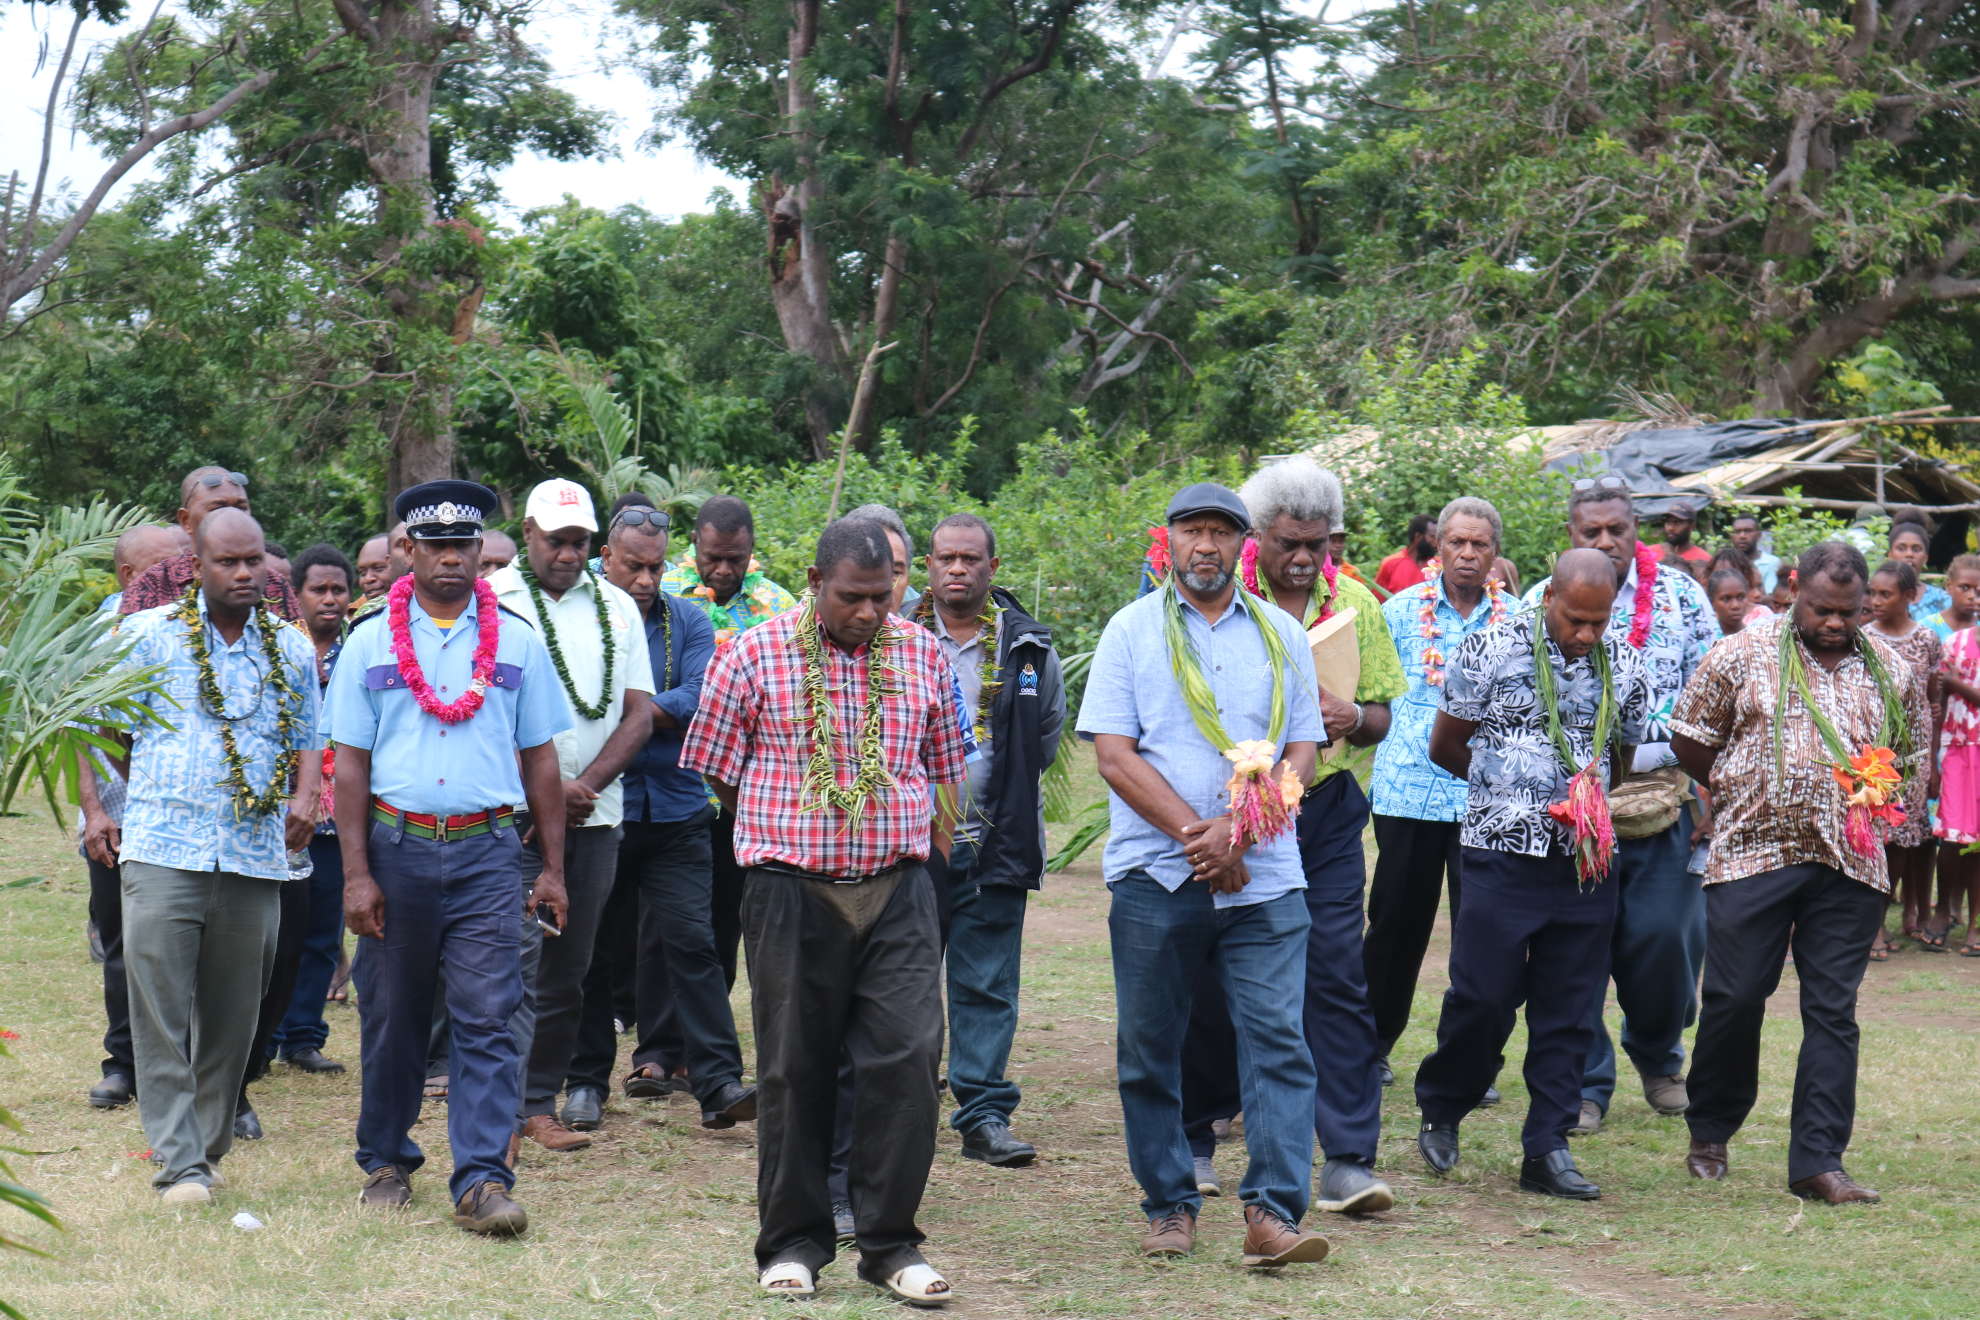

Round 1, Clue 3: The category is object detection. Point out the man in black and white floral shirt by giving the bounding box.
[1523,476,1717,1133]
[1414,549,1653,1201]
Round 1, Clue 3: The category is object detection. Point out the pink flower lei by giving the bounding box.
[1420,577,1507,687]
[387,574,501,723]
[1239,536,1338,622]
[1627,541,1659,649]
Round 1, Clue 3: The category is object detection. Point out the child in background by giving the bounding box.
[1932,554,1980,952]
[1769,569,1796,615]
[1864,561,1943,957]
[1706,566,1754,640]
[1920,554,1980,643]
[1889,522,1951,622]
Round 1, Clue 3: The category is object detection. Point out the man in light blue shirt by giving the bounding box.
[1365,497,1507,1072]
[322,480,571,1237]
[112,509,319,1206]
[1077,482,1328,1267]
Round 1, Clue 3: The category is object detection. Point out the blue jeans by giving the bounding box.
[1178,774,1385,1165]
[941,842,1030,1134]
[1109,871,1315,1226]
[270,832,345,1057]
[1581,814,1704,1112]
[353,820,525,1203]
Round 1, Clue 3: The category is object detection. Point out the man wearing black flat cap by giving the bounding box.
[1076,481,1332,1266]
[321,480,573,1237]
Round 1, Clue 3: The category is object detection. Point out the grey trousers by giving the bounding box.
[121,861,281,1189]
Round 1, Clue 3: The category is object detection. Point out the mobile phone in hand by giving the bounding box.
[535,909,562,937]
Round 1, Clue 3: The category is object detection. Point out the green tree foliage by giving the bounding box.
[1291,343,1569,583]
[620,0,1269,463]
[1297,0,1980,421]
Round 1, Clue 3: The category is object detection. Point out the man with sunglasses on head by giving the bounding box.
[121,467,303,620]
[1521,474,1717,1137]
[568,501,755,1132]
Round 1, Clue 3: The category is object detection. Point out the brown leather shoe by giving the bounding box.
[1789,1170,1880,1204]
[359,1164,412,1208]
[1139,1210,1196,1256]
[1639,1071,1689,1116]
[521,1113,592,1152]
[1241,1204,1331,1267]
[453,1180,528,1236]
[1685,1140,1729,1181]
[506,1131,521,1169]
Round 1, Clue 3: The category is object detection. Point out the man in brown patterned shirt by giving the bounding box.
[1672,542,1931,1205]
[120,467,302,621]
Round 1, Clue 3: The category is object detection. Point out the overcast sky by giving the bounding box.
[0,0,741,224]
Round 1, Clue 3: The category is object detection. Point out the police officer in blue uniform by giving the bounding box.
[322,480,572,1236]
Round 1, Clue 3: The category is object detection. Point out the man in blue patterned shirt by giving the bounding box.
[1416,549,1653,1199]
[110,508,321,1207]
[1366,497,1508,1073]
[1522,476,1717,1135]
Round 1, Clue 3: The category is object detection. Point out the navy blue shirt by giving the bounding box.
[623,592,718,824]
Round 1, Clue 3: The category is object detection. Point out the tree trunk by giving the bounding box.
[765,0,848,460]
[338,0,457,500]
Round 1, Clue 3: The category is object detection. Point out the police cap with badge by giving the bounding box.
[395,479,498,541]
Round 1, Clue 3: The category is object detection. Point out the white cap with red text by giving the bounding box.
[524,478,598,533]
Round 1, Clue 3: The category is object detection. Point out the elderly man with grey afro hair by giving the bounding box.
[1177,455,1411,1219]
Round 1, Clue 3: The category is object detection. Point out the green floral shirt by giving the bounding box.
[1300,569,1408,786]
[660,554,799,648]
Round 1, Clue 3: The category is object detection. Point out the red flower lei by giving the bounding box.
[1627,542,1659,649]
[1420,578,1508,686]
[1145,526,1171,579]
[387,574,501,722]
[1239,536,1338,622]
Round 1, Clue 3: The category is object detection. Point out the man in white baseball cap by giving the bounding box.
[487,480,687,1155]
[523,478,600,536]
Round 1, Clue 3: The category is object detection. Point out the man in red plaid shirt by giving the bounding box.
[681,517,967,1307]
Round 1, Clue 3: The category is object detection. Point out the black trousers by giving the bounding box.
[1416,846,1616,1158]
[241,871,310,1099]
[565,841,642,1096]
[621,814,743,1104]
[517,822,623,1118]
[1686,864,1885,1185]
[86,855,133,1080]
[1364,815,1466,1054]
[710,809,747,990]
[745,864,942,1279]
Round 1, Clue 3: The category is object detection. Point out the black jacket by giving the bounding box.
[969,588,1065,891]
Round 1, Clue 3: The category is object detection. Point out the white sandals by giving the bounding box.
[759,1260,816,1299]
[877,1262,954,1308]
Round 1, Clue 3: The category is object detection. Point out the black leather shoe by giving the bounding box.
[1520,1148,1600,1200]
[234,1104,264,1141]
[1377,1057,1394,1087]
[700,1081,758,1130]
[88,1073,135,1109]
[1417,1121,1460,1174]
[284,1048,346,1075]
[561,1086,604,1132]
[1476,1085,1502,1109]
[960,1120,1037,1168]
[832,1197,855,1243]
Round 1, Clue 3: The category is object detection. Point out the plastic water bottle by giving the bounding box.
[287,847,313,881]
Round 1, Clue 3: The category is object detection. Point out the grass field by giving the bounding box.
[3,759,1978,1319]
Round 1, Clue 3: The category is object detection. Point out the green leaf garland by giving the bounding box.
[175,583,302,820]
[1162,584,1291,753]
[520,563,616,721]
[1530,608,1617,779]
[795,593,899,831]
